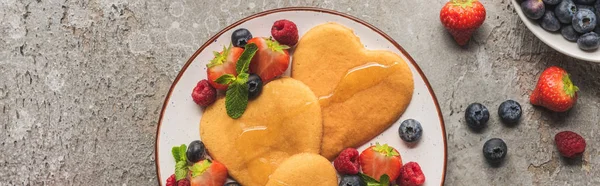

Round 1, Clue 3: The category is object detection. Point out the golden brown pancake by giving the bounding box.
[265,153,338,186]
[292,22,414,160]
[200,78,323,186]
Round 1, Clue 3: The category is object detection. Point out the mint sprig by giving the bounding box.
[360,173,392,186]
[216,43,259,119]
[171,144,189,181]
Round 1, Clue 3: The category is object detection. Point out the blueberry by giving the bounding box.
[522,0,546,20]
[561,25,580,41]
[541,11,562,31]
[575,0,595,5]
[231,28,253,48]
[577,32,600,50]
[398,119,423,143]
[543,0,561,5]
[186,140,206,163]
[576,4,595,13]
[339,175,366,186]
[572,9,597,33]
[465,103,489,130]
[555,0,577,24]
[247,73,263,99]
[498,100,522,124]
[224,182,241,186]
[483,138,507,164]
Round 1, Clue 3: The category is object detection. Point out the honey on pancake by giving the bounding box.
[319,62,400,107]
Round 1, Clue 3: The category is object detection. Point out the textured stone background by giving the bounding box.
[1,0,600,185]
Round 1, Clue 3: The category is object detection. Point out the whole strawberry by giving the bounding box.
[555,131,586,158]
[440,0,486,46]
[530,66,579,112]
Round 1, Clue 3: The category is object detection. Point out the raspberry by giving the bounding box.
[397,162,425,186]
[191,79,216,107]
[333,148,360,175]
[555,131,586,158]
[166,174,176,186]
[271,19,299,46]
[177,178,191,186]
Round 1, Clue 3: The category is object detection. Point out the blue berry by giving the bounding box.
[231,28,253,47]
[498,100,522,124]
[577,32,600,50]
[339,175,366,186]
[572,9,597,33]
[483,138,507,164]
[399,119,423,143]
[555,0,577,24]
[541,11,561,32]
[186,140,206,163]
[561,26,580,41]
[247,73,263,99]
[575,0,595,5]
[543,0,561,5]
[465,103,489,130]
[522,0,546,20]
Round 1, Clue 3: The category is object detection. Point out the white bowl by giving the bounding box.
[512,0,600,62]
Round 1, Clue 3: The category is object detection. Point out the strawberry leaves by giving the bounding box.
[207,45,231,68]
[562,73,579,97]
[172,144,189,181]
[216,43,259,119]
[189,160,212,178]
[373,143,400,157]
[265,38,290,54]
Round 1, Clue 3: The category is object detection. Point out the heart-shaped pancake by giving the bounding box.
[292,22,414,159]
[265,153,338,186]
[200,78,323,186]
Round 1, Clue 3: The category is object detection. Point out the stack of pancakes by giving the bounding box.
[200,23,414,186]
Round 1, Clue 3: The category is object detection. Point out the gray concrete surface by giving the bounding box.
[1,0,599,185]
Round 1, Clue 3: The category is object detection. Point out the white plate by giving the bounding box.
[155,7,447,186]
[512,0,600,62]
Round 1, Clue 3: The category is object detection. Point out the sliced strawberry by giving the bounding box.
[189,160,228,186]
[358,143,403,181]
[247,37,290,82]
[207,45,244,90]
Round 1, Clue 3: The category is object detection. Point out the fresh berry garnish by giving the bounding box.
[578,32,600,51]
[561,26,579,42]
[498,100,522,124]
[540,11,560,32]
[339,174,366,186]
[358,143,402,181]
[530,66,579,112]
[231,28,253,48]
[207,45,244,90]
[166,174,177,186]
[224,182,241,186]
[191,80,217,107]
[397,162,425,186]
[189,160,228,186]
[334,148,360,175]
[186,140,206,163]
[246,73,263,99]
[465,103,489,130]
[572,9,597,33]
[440,0,486,46]
[398,119,423,143]
[555,0,576,24]
[521,0,545,20]
[555,131,586,158]
[271,19,299,46]
[177,178,191,186]
[247,37,290,82]
[482,138,507,164]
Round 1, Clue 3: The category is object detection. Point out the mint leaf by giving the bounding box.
[379,174,390,185]
[172,146,181,162]
[360,173,389,186]
[175,161,188,181]
[225,79,249,119]
[215,74,236,85]
[189,160,212,178]
[179,144,187,162]
[235,43,258,74]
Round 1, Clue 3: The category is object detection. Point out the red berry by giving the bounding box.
[555,131,586,158]
[166,174,176,186]
[191,80,217,107]
[177,178,191,186]
[333,148,360,175]
[397,162,425,186]
[271,19,299,46]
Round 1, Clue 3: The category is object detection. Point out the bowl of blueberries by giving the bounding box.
[513,0,600,62]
